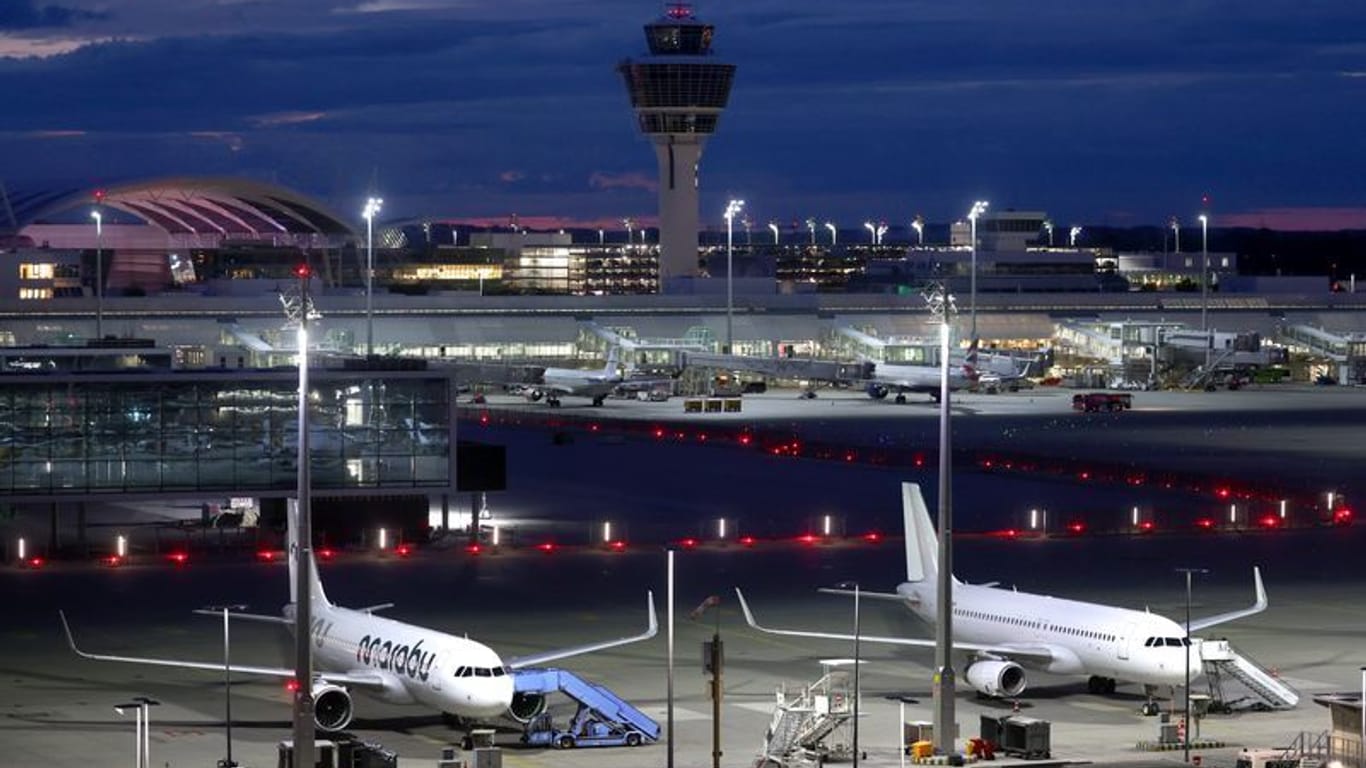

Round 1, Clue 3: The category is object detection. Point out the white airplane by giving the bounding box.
[863,360,975,404]
[522,347,623,407]
[737,482,1268,705]
[61,515,657,733]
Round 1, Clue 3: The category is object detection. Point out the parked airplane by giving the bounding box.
[522,347,623,407]
[863,360,975,404]
[61,512,657,733]
[737,482,1267,705]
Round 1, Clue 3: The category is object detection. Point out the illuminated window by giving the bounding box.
[19,263,56,280]
[18,287,54,300]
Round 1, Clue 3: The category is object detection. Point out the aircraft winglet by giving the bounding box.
[1188,566,1268,633]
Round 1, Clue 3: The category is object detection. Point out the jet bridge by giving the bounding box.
[679,351,867,386]
[1200,638,1299,710]
[512,667,659,749]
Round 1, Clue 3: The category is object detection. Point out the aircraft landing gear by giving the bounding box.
[547,396,561,408]
[895,393,907,404]
[1140,684,1161,715]
[1087,675,1118,695]
[592,395,605,406]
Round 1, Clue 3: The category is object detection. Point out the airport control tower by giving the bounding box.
[618,3,736,282]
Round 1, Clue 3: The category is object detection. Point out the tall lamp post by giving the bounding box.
[90,209,103,340]
[806,217,817,245]
[1176,567,1208,764]
[362,196,382,357]
[825,221,837,246]
[877,222,887,246]
[1043,219,1054,247]
[864,221,877,245]
[966,200,989,343]
[1198,213,1210,369]
[912,216,924,246]
[836,581,862,768]
[768,221,780,245]
[114,701,143,768]
[200,603,246,767]
[285,262,318,768]
[925,282,958,756]
[1171,216,1182,254]
[723,199,745,355]
[1069,225,1082,248]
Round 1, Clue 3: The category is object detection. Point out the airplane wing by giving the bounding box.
[59,611,388,690]
[735,589,1055,662]
[507,591,657,669]
[1188,567,1267,633]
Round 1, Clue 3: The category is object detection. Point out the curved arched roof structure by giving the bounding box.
[2,176,357,239]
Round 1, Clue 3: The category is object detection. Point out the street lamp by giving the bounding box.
[91,209,103,340]
[1171,216,1182,254]
[622,217,634,253]
[864,220,877,245]
[835,581,862,768]
[768,221,779,245]
[924,282,958,757]
[133,696,161,768]
[1199,212,1210,369]
[362,196,383,357]
[114,701,143,768]
[1176,568,1208,764]
[723,199,745,355]
[912,216,924,246]
[598,228,605,246]
[967,200,989,343]
[1069,225,1082,247]
[877,222,888,246]
[1043,219,1054,247]
[200,604,247,768]
[825,221,837,246]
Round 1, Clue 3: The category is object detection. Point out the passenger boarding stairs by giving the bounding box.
[512,668,660,745]
[756,665,857,767]
[1199,639,1299,710]
[1179,347,1238,390]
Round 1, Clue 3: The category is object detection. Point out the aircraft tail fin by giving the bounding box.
[902,482,940,583]
[286,498,331,608]
[604,345,621,377]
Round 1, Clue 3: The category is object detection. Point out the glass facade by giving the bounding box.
[0,369,452,498]
[620,63,736,112]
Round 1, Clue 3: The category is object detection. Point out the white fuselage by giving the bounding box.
[300,602,514,718]
[897,580,1201,686]
[871,362,972,393]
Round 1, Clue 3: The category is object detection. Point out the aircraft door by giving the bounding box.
[1117,622,1137,660]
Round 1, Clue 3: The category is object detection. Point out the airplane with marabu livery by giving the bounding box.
[61,511,656,733]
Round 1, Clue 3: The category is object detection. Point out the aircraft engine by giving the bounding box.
[865,383,889,400]
[312,684,355,731]
[964,659,1027,698]
[525,389,544,402]
[506,692,547,724]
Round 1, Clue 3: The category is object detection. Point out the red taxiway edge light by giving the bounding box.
[1195,518,1216,530]
[256,550,278,562]
[536,542,557,553]
[317,548,336,561]
[167,552,189,565]
[797,533,819,546]
[394,544,413,557]
[862,531,883,543]
[464,543,483,555]
[608,540,627,552]
[1258,515,1280,528]
[739,535,757,547]
[678,538,699,550]
[1137,521,1155,532]
[1066,522,1086,535]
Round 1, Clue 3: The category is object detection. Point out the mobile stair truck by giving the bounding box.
[513,667,660,749]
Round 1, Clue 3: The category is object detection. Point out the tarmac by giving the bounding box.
[2,383,1364,767]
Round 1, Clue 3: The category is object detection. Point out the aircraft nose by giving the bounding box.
[468,676,515,718]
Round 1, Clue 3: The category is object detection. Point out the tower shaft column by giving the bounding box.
[652,137,705,281]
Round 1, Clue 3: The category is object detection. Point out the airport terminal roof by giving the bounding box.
[1,176,356,239]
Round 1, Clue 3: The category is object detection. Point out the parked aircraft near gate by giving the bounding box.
[863,360,974,403]
[522,347,623,407]
[737,482,1267,701]
[62,508,657,733]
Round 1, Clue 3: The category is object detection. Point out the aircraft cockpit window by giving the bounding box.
[1182,637,1191,646]
[492,667,506,677]
[1164,637,1182,646]
[475,667,492,677]
[1144,637,1155,647]
[454,666,467,677]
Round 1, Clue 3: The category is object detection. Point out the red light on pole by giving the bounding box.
[294,263,312,279]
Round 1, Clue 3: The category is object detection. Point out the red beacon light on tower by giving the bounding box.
[293,262,312,280]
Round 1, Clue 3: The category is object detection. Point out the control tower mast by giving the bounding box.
[618,3,736,283]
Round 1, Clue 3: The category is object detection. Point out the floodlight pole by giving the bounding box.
[292,264,316,768]
[91,209,104,340]
[1176,567,1208,763]
[930,283,957,756]
[363,197,382,357]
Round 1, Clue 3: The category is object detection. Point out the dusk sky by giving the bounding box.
[3,0,1365,233]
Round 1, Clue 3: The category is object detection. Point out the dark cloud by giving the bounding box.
[0,0,105,29]
[1,0,1364,225]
